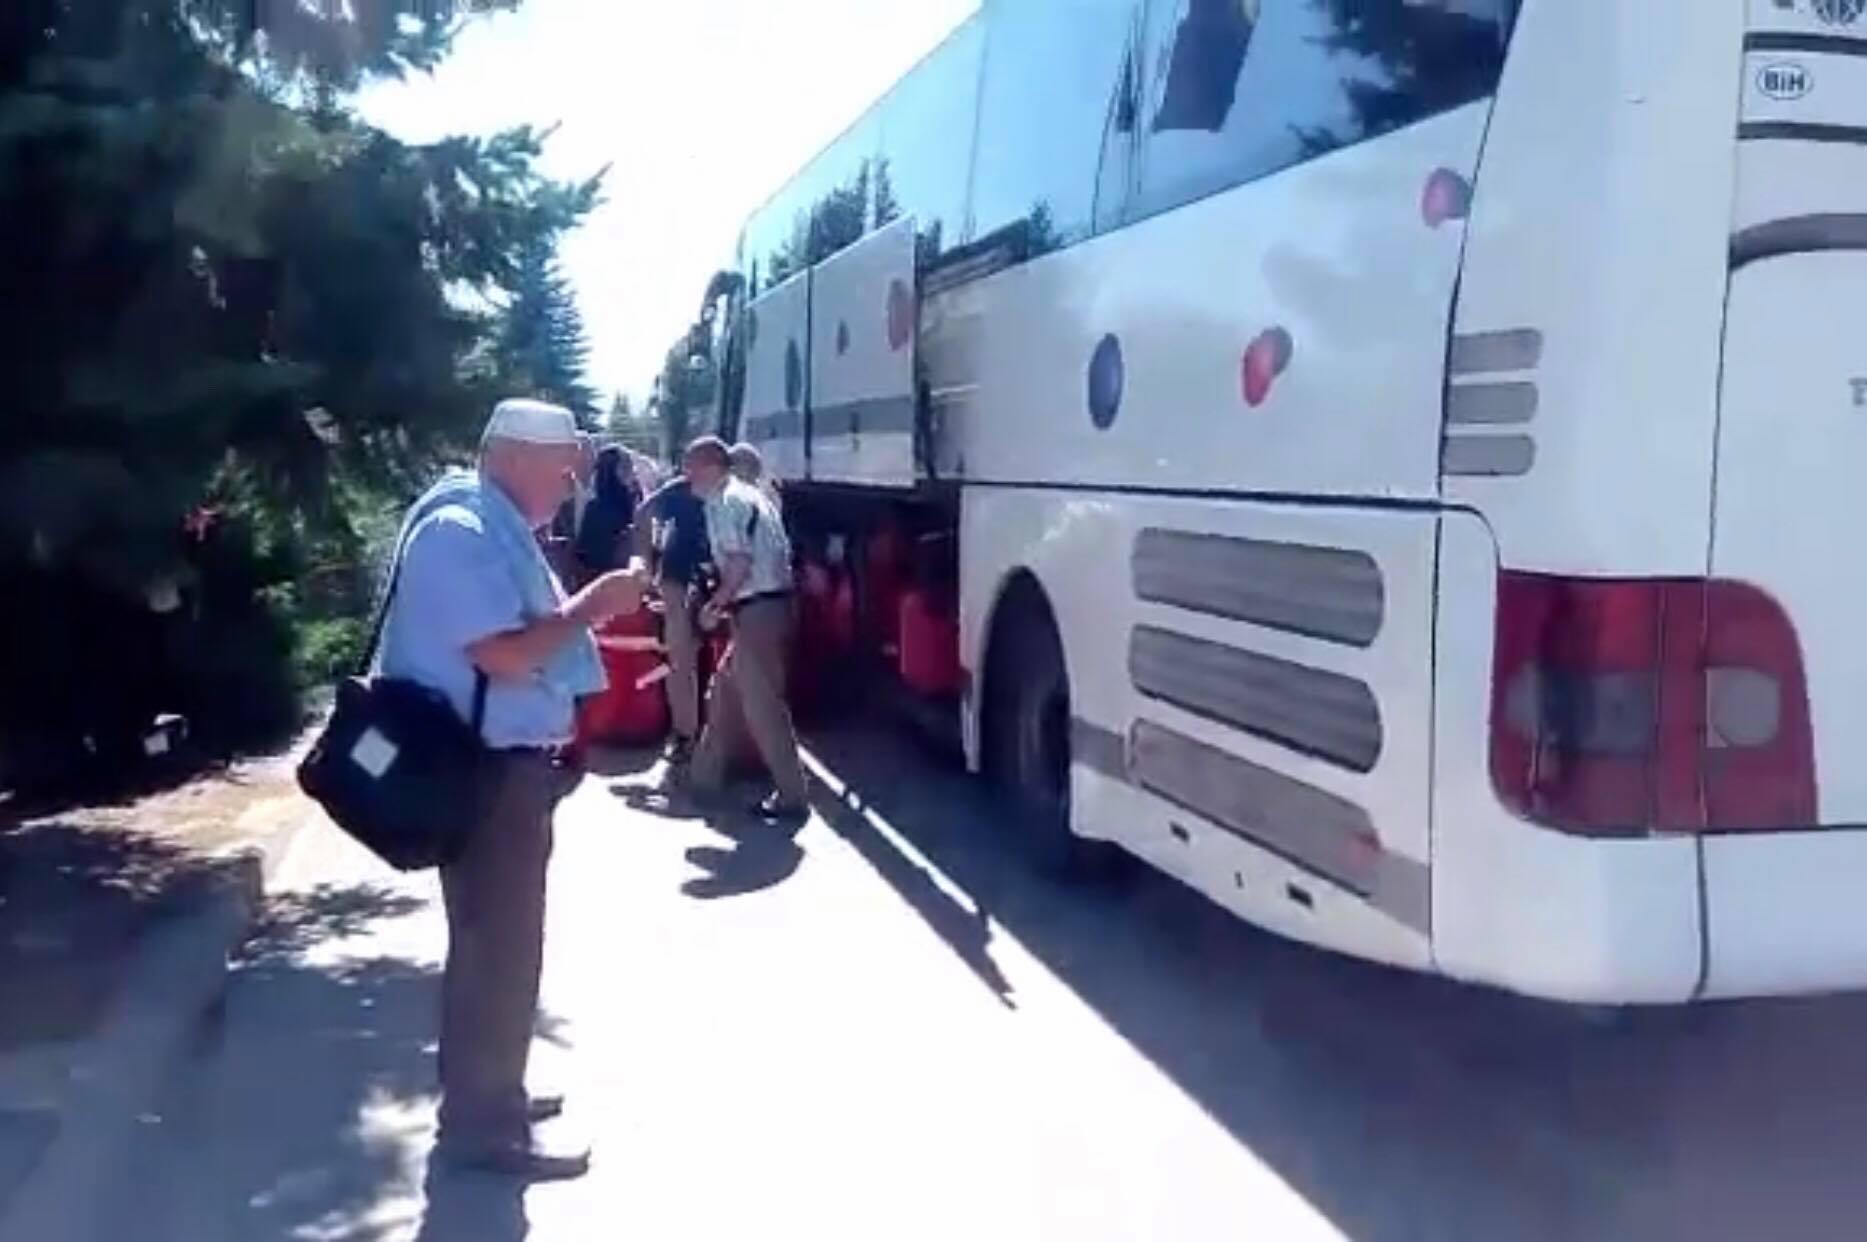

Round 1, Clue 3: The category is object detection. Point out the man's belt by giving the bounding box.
[730,589,794,614]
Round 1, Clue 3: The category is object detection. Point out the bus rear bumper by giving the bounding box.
[1699,828,1867,999]
[1429,813,1705,1006]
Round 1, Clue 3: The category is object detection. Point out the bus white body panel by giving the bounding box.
[1714,256,1867,828]
[1443,0,1742,576]
[963,486,1437,973]
[951,103,1487,500]
[1694,8,1867,997]
[1700,834,1867,999]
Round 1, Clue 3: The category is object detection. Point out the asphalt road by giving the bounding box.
[98,719,1867,1241]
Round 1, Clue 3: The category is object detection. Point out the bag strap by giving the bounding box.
[360,505,491,743]
[356,524,414,678]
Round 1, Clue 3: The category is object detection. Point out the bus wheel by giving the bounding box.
[986,599,1120,880]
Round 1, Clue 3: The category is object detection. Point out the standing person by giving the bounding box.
[728,440,783,518]
[684,436,809,823]
[545,434,597,583]
[572,444,638,583]
[378,398,644,1181]
[627,445,661,502]
[632,465,712,762]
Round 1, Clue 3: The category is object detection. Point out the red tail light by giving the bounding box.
[1490,572,1814,835]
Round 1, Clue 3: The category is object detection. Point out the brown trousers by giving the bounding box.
[660,578,702,742]
[437,750,565,1151]
[691,596,808,807]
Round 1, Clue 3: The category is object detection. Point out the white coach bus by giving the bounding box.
[689,0,1867,1004]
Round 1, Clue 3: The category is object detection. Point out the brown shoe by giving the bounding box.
[440,1136,591,1182]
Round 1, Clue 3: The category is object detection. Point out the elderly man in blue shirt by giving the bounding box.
[379,398,643,1181]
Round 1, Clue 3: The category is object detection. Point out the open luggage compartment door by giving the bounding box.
[742,268,811,485]
[807,215,920,488]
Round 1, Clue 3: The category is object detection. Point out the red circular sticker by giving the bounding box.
[886,279,914,352]
[1241,327,1294,408]
[1421,168,1472,229]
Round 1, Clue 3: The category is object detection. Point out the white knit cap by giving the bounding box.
[482,398,581,447]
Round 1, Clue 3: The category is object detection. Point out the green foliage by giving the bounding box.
[767,158,877,288]
[495,234,603,426]
[0,0,601,781]
[605,392,663,459]
[186,0,524,90]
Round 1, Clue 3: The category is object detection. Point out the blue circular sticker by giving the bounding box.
[784,339,803,412]
[1087,334,1123,431]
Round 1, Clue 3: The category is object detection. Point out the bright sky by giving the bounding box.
[358,0,978,407]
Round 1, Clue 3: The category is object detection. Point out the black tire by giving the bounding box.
[985,596,1121,880]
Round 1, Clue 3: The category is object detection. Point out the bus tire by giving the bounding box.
[985,593,1121,881]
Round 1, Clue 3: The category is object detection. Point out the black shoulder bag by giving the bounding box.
[297,533,489,873]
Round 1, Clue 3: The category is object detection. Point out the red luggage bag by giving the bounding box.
[898,589,961,698]
[575,608,670,748]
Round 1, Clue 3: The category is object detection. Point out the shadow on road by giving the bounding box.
[0,819,250,1049]
[607,772,810,900]
[803,722,1867,1242]
[107,879,530,1242]
[680,814,805,900]
[578,747,660,780]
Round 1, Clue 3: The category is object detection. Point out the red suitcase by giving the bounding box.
[576,608,671,748]
[898,589,961,698]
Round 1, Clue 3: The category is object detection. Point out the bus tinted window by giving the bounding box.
[876,19,985,269]
[745,183,802,296]
[765,110,883,288]
[970,0,1139,252]
[1134,0,1514,222]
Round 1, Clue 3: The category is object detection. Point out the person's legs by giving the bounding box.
[688,645,748,796]
[730,599,809,811]
[660,579,701,745]
[437,753,555,1157]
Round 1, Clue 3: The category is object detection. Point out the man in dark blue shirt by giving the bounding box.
[633,474,712,758]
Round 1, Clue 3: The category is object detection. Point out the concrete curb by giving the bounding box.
[0,793,310,1242]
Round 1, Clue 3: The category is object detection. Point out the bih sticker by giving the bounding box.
[1757,61,1812,101]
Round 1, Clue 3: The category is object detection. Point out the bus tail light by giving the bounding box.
[1489,573,1814,835]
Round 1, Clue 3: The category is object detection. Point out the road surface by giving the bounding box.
[100,721,1867,1241]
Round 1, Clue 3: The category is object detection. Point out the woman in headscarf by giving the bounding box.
[573,444,639,584]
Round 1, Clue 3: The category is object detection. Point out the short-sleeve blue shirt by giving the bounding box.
[640,478,709,584]
[377,496,578,749]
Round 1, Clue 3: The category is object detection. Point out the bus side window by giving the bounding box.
[1133,0,1515,223]
[969,0,1141,252]
[1152,0,1258,134]
[875,18,984,272]
[763,111,883,289]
